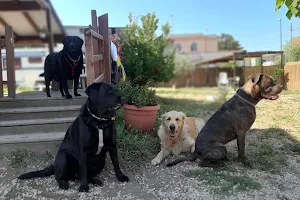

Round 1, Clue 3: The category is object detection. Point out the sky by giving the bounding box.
[52,0,300,51]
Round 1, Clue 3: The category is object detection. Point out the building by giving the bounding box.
[169,33,219,54]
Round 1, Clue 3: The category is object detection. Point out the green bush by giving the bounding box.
[119,12,175,86]
[116,82,158,107]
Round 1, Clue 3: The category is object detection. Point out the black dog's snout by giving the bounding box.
[170,124,175,130]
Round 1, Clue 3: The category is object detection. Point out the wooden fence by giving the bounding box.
[161,64,300,91]
[0,26,16,98]
[84,10,110,86]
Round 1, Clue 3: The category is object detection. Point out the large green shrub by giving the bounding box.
[283,41,300,63]
[119,12,175,86]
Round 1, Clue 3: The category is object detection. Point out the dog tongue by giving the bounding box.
[111,117,115,121]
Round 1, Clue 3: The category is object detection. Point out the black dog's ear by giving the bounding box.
[62,36,70,45]
[77,36,84,47]
[85,83,101,101]
[248,73,263,85]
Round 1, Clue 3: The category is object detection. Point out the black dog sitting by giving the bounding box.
[18,82,129,192]
[40,36,84,99]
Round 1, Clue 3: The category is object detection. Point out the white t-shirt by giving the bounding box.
[110,41,118,62]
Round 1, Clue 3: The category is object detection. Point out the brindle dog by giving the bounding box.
[167,73,283,168]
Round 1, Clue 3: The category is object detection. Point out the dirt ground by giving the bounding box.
[1,90,300,200]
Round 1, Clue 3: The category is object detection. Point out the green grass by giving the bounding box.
[4,149,54,168]
[183,167,261,195]
[247,127,300,172]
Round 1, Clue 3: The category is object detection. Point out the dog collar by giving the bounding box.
[87,106,115,121]
[235,93,256,107]
[67,53,81,62]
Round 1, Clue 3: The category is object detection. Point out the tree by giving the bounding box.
[218,33,242,50]
[173,53,195,75]
[276,0,300,19]
[119,12,175,86]
[283,41,300,62]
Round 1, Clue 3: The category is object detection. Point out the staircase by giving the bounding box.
[0,91,87,154]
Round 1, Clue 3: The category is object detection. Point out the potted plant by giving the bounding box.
[117,82,160,133]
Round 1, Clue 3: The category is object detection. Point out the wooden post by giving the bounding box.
[46,8,59,91]
[84,28,95,86]
[0,44,3,98]
[5,26,16,98]
[98,13,111,83]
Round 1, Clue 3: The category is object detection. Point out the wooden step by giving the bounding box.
[0,117,75,135]
[0,105,81,121]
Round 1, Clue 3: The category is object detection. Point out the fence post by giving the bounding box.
[5,26,16,98]
[0,45,3,98]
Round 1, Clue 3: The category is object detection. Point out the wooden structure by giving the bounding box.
[0,0,66,53]
[0,26,15,98]
[84,10,111,86]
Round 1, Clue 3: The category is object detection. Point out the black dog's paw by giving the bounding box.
[47,94,51,98]
[90,178,103,186]
[78,184,89,193]
[58,180,69,190]
[74,93,81,97]
[117,174,129,182]
[65,94,72,99]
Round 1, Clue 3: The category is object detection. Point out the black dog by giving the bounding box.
[40,36,84,99]
[18,82,129,192]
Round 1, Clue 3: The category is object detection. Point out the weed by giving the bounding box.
[4,149,36,168]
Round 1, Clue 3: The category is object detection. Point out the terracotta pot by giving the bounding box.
[123,104,160,133]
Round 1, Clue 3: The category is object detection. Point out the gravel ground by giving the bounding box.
[1,92,299,200]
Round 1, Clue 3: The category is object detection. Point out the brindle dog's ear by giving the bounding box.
[248,73,263,85]
[62,36,70,45]
[85,83,101,101]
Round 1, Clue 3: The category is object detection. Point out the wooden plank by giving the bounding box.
[93,54,103,62]
[91,10,98,32]
[94,73,105,83]
[0,1,41,11]
[5,26,16,98]
[84,30,95,86]
[0,49,3,98]
[98,13,111,83]
[84,28,103,40]
[22,12,40,34]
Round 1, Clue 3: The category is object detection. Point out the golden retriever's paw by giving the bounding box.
[191,145,195,153]
[151,157,161,165]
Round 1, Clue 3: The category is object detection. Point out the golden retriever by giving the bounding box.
[151,110,205,165]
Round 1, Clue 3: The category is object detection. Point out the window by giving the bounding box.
[2,58,6,70]
[1,58,22,69]
[175,44,182,52]
[190,42,197,52]
[28,57,42,64]
[14,58,21,69]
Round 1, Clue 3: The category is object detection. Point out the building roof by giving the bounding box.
[0,0,66,44]
[193,50,284,66]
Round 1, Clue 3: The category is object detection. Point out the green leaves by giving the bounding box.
[119,12,175,86]
[276,0,300,19]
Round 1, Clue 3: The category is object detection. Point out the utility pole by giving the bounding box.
[290,23,293,42]
[279,18,282,50]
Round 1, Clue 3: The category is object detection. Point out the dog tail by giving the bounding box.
[166,154,198,167]
[39,73,45,77]
[17,164,54,179]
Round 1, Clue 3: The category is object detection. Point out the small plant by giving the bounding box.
[116,82,158,107]
[272,68,284,81]
[4,149,35,168]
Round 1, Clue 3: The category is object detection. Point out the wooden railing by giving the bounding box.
[0,25,16,98]
[84,10,110,86]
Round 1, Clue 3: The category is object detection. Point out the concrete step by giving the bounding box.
[0,117,75,135]
[0,105,81,121]
[0,132,64,155]
[0,97,87,108]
